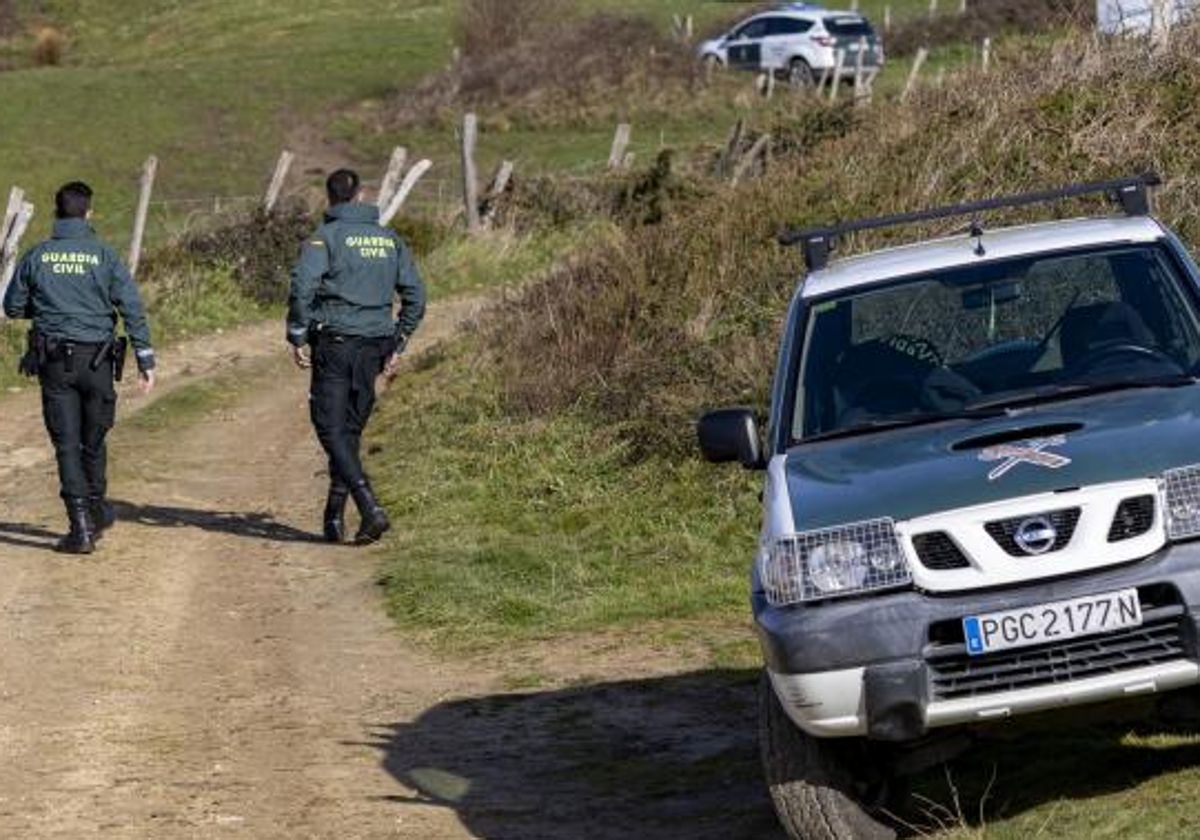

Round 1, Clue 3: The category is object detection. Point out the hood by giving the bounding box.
[325,202,380,225]
[786,385,1200,531]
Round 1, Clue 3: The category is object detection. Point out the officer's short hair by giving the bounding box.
[326,169,361,205]
[55,181,93,219]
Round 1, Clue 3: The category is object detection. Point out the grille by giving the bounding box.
[985,508,1081,556]
[928,617,1185,701]
[1109,495,1156,543]
[912,532,971,570]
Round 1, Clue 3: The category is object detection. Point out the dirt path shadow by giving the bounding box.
[362,668,788,840]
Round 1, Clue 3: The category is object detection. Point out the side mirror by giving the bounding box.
[698,408,766,470]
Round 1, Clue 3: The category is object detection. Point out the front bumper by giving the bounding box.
[757,542,1200,740]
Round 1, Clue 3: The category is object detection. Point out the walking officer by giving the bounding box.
[287,168,426,545]
[2,181,157,554]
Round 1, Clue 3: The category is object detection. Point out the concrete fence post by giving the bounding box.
[608,123,632,170]
[0,201,34,312]
[380,159,433,226]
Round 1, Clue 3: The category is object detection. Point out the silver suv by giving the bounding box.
[698,4,884,84]
[700,175,1200,839]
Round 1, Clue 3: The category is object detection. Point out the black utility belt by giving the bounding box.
[311,328,388,345]
[25,332,128,380]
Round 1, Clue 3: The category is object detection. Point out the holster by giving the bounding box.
[113,337,128,383]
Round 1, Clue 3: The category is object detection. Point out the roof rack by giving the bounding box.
[780,173,1162,273]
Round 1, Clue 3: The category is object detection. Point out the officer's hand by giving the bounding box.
[139,369,156,395]
[291,345,312,370]
[384,353,402,378]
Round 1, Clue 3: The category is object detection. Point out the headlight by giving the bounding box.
[1161,465,1200,540]
[760,519,911,606]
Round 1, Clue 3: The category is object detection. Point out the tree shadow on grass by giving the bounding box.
[359,669,788,840]
[0,521,59,552]
[358,668,1200,840]
[111,499,321,545]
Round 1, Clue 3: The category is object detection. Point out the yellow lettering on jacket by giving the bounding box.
[345,236,396,260]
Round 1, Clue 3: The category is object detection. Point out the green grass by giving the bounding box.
[125,357,263,433]
[368,337,760,651]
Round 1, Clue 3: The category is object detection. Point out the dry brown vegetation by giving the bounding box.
[389,0,696,128]
[487,23,1200,457]
[888,0,1094,56]
[31,26,63,66]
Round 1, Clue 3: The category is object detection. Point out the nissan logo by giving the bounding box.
[1014,517,1058,555]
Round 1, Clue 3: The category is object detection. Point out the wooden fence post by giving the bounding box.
[378,146,408,210]
[853,36,867,103]
[1151,0,1172,52]
[608,123,632,170]
[0,201,33,311]
[928,0,939,18]
[461,113,482,235]
[3,186,23,245]
[128,155,157,279]
[481,160,515,228]
[828,49,846,103]
[263,150,294,213]
[884,4,892,32]
[959,0,968,13]
[902,47,929,103]
[731,134,770,187]
[981,36,992,70]
[717,119,746,179]
[380,159,434,226]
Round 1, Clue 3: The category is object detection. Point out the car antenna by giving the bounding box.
[970,220,986,257]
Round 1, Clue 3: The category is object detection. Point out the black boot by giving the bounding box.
[58,497,96,555]
[88,496,116,539]
[350,479,391,545]
[323,485,349,544]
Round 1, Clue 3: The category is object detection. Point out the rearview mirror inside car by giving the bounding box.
[962,281,1023,311]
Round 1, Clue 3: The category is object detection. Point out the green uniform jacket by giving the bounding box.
[286,203,427,348]
[2,218,156,370]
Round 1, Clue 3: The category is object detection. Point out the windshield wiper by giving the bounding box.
[965,374,1198,413]
[799,408,1006,444]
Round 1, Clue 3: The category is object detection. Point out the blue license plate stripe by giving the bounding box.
[964,616,985,656]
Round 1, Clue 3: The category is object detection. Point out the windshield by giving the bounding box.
[792,244,1200,441]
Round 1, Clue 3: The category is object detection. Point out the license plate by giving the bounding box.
[963,589,1142,657]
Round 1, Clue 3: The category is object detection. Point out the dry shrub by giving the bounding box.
[490,24,1200,458]
[143,204,315,305]
[392,6,695,128]
[453,0,562,61]
[31,26,64,67]
[888,0,1093,56]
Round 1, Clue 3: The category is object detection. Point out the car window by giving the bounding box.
[793,245,1200,439]
[824,16,875,37]
[766,17,812,36]
[735,19,769,40]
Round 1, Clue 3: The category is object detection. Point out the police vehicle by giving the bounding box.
[699,175,1200,838]
[697,3,883,84]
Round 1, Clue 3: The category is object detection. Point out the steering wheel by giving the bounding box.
[1074,342,1175,372]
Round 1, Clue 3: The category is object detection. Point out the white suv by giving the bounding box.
[698,4,884,84]
[700,175,1200,839]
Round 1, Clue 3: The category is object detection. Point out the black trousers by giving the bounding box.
[309,335,391,490]
[39,346,117,501]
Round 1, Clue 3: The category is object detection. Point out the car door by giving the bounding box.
[763,17,813,70]
[725,18,768,70]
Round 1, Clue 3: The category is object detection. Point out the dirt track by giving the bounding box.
[0,298,782,840]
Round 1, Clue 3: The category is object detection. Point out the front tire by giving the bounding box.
[759,673,897,840]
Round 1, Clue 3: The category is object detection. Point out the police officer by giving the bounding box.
[2,181,157,554]
[287,169,426,544]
